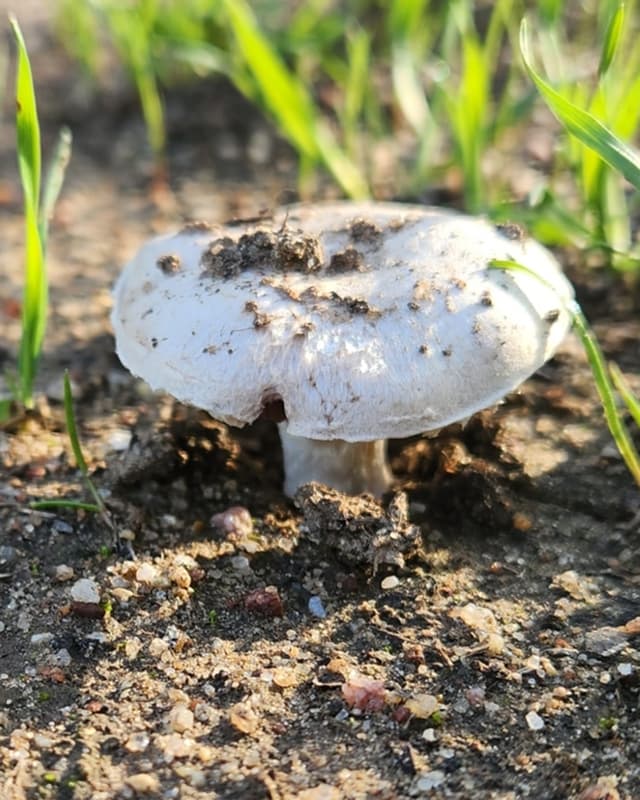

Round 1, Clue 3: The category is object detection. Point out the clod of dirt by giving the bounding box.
[157,253,181,274]
[294,483,420,570]
[201,226,323,279]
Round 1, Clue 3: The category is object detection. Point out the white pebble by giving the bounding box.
[381,575,400,590]
[308,596,327,619]
[30,633,54,647]
[169,704,194,733]
[525,710,545,731]
[617,662,633,676]
[230,555,250,572]
[54,565,74,582]
[70,578,100,604]
[53,649,72,667]
[416,770,445,791]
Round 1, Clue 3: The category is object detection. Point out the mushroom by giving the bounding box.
[111,202,574,497]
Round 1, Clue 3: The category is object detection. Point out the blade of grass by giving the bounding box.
[520,17,640,191]
[10,16,45,409]
[63,370,107,513]
[220,0,369,198]
[221,0,318,160]
[490,258,640,487]
[610,363,640,427]
[31,499,101,512]
[598,2,624,78]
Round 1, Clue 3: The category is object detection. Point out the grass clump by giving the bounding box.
[55,1,640,273]
[519,8,640,268]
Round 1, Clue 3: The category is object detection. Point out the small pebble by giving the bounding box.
[229,702,259,735]
[211,506,253,538]
[230,555,251,572]
[30,633,54,647]
[381,575,400,590]
[125,732,150,753]
[55,565,74,582]
[53,649,72,667]
[168,704,194,733]
[415,770,445,791]
[108,428,132,451]
[297,785,341,800]
[51,519,74,535]
[135,563,160,586]
[405,693,439,719]
[70,578,100,605]
[617,662,633,676]
[0,546,18,566]
[308,595,327,619]
[126,773,159,793]
[525,710,545,731]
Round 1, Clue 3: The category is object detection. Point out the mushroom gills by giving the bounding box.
[278,425,392,496]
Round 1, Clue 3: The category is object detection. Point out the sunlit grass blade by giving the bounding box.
[313,120,370,200]
[11,16,45,409]
[10,17,40,209]
[520,18,640,191]
[490,258,640,488]
[220,0,369,198]
[610,362,640,427]
[221,0,318,160]
[598,3,624,78]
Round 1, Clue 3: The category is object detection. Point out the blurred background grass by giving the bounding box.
[52,0,640,270]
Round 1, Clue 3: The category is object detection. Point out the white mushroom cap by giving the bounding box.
[111,202,574,442]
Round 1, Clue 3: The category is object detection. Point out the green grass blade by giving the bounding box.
[570,308,640,486]
[30,500,102,512]
[598,3,624,78]
[64,370,88,474]
[520,18,640,191]
[342,27,370,152]
[313,120,370,200]
[11,16,46,407]
[40,126,72,251]
[10,17,40,210]
[489,259,640,487]
[221,0,318,159]
[610,362,640,427]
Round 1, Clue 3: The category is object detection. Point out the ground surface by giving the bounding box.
[1,8,639,800]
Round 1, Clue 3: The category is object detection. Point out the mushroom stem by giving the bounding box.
[278,425,392,496]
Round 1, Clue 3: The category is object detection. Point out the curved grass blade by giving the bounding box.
[490,258,640,487]
[520,18,640,191]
